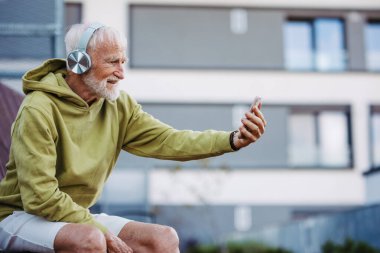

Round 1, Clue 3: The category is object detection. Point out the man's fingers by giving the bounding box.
[125,245,133,253]
[117,237,133,253]
[239,124,258,143]
[241,118,262,137]
[252,107,267,126]
[235,98,266,147]
[105,232,133,253]
[244,113,265,134]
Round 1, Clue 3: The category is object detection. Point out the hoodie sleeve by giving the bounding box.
[12,106,108,233]
[122,96,234,160]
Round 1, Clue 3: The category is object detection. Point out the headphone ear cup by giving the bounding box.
[67,50,92,74]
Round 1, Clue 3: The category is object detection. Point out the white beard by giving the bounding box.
[83,71,120,101]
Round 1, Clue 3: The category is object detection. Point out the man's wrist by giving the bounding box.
[229,130,240,151]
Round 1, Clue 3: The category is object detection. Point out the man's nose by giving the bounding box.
[114,64,125,80]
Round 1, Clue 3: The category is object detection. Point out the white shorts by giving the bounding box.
[0,211,132,253]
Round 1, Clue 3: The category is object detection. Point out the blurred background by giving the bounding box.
[0,0,380,252]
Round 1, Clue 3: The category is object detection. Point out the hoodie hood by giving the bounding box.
[22,58,89,107]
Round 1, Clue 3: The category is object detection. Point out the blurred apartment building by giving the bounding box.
[1,0,380,249]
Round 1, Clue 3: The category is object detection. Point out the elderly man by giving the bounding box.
[0,23,266,253]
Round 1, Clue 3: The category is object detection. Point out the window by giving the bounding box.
[288,106,352,168]
[371,106,380,168]
[288,113,317,166]
[365,20,380,72]
[65,3,82,29]
[285,18,346,71]
[285,20,313,70]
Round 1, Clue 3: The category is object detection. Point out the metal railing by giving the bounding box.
[231,204,380,253]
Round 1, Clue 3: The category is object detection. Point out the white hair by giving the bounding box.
[64,23,127,56]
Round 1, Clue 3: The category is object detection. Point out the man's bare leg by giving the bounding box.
[118,221,180,253]
[54,223,107,253]
[53,221,179,253]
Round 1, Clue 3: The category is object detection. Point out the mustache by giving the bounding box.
[106,76,120,84]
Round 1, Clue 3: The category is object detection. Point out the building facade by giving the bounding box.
[1,0,380,249]
[61,0,380,247]
[74,0,380,247]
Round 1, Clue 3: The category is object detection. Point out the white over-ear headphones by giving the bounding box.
[66,23,104,74]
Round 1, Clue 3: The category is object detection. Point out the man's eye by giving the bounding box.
[108,59,126,64]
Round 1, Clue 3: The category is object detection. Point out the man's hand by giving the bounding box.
[234,98,267,149]
[105,231,133,253]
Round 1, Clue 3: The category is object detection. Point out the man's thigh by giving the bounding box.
[0,211,132,252]
[118,221,180,253]
[0,211,67,252]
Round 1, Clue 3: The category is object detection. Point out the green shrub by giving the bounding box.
[227,241,291,253]
[186,244,220,253]
[322,238,380,253]
[186,240,292,253]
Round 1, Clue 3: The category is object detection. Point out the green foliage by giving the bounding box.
[186,244,219,253]
[227,241,292,253]
[322,238,380,253]
[185,241,292,253]
[186,238,380,253]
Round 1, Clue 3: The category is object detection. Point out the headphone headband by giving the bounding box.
[77,23,104,51]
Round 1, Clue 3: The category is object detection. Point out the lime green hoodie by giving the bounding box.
[0,59,234,232]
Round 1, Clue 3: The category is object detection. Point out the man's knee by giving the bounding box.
[54,224,106,253]
[151,225,179,252]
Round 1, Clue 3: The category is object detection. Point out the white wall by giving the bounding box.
[149,169,365,205]
[66,0,128,39]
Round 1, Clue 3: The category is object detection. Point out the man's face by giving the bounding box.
[82,41,126,101]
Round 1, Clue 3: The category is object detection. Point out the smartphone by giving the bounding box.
[250,96,262,112]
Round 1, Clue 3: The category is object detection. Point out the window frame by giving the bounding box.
[288,105,353,169]
[285,16,347,72]
[370,105,380,170]
[64,2,82,29]
[365,19,380,72]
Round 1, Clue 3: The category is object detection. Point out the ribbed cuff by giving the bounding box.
[229,130,240,151]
